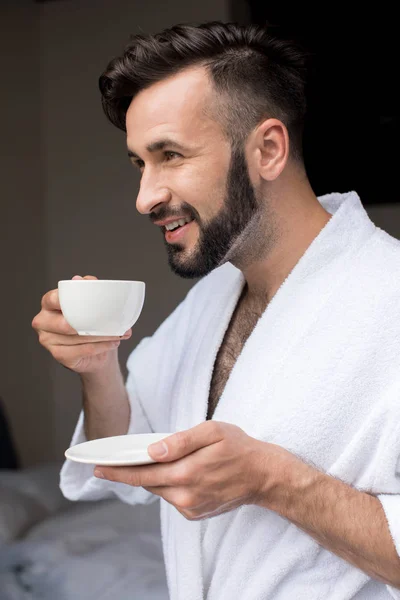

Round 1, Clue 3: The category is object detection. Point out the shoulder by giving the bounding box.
[362,226,400,291]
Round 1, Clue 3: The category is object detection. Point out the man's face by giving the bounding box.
[126,67,260,278]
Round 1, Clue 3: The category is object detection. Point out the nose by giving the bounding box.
[135,168,171,215]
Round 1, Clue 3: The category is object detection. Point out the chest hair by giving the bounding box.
[206,291,266,420]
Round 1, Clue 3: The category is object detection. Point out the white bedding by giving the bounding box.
[0,465,168,600]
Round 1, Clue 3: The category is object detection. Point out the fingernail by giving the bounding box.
[94,469,104,478]
[149,441,168,458]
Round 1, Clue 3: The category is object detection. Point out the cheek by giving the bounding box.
[204,173,228,219]
[179,165,227,217]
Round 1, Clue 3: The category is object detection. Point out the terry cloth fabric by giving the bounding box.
[60,191,400,600]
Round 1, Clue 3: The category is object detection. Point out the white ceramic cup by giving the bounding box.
[58,280,145,336]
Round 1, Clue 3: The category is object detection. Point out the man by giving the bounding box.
[32,22,400,599]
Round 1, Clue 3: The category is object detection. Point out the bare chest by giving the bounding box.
[206,296,264,420]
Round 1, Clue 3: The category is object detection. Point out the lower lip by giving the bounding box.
[165,221,193,243]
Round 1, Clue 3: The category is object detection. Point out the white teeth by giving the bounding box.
[165,217,192,231]
[165,221,180,231]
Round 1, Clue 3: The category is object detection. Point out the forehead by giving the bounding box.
[126,66,222,148]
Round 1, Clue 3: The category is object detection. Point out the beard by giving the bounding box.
[158,146,261,279]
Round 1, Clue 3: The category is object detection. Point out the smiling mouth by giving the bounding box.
[164,217,194,232]
[163,218,196,244]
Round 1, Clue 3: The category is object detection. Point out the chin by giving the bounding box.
[167,250,206,279]
[168,262,203,279]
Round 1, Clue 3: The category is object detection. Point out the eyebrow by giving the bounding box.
[127,138,189,160]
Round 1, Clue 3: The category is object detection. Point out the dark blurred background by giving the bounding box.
[0,0,397,467]
[233,1,390,205]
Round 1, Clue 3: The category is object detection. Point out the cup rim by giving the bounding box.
[58,280,145,285]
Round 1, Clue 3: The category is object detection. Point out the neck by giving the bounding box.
[232,178,332,306]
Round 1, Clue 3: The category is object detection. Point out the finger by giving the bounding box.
[40,275,98,312]
[141,486,217,518]
[34,305,132,339]
[41,288,61,311]
[45,332,130,346]
[52,340,121,365]
[94,463,174,488]
[33,309,77,336]
[143,486,208,509]
[147,421,225,463]
[183,498,241,521]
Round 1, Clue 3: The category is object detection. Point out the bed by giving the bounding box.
[0,400,169,600]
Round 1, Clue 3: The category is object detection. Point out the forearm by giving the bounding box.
[81,350,130,440]
[260,457,400,588]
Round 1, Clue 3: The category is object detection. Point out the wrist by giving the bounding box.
[256,444,320,517]
[80,350,129,440]
[80,349,121,386]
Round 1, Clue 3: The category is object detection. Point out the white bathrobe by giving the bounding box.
[60,191,400,600]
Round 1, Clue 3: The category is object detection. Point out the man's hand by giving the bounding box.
[32,275,133,439]
[94,421,400,587]
[94,421,288,520]
[32,275,132,374]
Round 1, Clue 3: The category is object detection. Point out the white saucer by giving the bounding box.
[64,433,171,466]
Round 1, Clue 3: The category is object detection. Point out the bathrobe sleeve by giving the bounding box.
[379,494,400,556]
[60,286,197,505]
[59,337,160,505]
[379,493,400,599]
[377,421,400,598]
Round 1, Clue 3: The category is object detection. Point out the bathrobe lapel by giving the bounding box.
[165,265,245,600]
[212,192,376,435]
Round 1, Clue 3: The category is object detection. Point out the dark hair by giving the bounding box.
[99,21,310,162]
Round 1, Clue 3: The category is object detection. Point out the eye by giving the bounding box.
[164,151,181,161]
[133,159,145,171]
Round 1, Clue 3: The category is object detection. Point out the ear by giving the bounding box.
[248,118,289,182]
